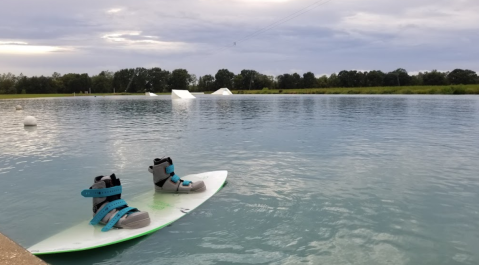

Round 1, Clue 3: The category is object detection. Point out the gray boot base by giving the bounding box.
[154,185,206,193]
[99,215,151,229]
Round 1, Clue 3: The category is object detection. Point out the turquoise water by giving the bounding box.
[1,95,479,265]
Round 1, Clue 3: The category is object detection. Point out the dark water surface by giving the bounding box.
[1,95,479,265]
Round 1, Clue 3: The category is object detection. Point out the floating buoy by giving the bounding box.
[24,116,37,126]
[15,105,23,110]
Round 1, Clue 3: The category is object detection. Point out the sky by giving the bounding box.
[1,0,478,77]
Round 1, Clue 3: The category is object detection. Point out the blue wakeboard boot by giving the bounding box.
[81,174,150,232]
[148,157,206,193]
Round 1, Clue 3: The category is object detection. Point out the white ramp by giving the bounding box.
[171,89,195,99]
[145,92,158,96]
[212,88,233,95]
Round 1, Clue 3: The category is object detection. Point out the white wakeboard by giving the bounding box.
[28,171,227,255]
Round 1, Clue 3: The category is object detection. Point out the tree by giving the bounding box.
[292,73,302,88]
[113,69,135,92]
[130,67,151,92]
[79,73,92,93]
[189,74,198,91]
[338,70,362,87]
[168,69,191,91]
[240,70,257,90]
[410,72,424,86]
[50,72,65,93]
[366,70,385,87]
[447,69,478,84]
[52,72,62,80]
[61,73,91,93]
[303,72,316,88]
[328,73,340,87]
[277,74,297,89]
[233,74,243,90]
[148,67,170,93]
[423,70,447,85]
[198,75,215,92]
[252,74,273,90]
[91,71,114,93]
[0,73,17,94]
[317,75,328,88]
[214,69,234,89]
[384,68,411,86]
[15,74,29,94]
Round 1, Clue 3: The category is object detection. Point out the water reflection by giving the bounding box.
[23,126,37,133]
[0,95,478,265]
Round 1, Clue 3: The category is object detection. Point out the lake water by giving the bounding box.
[1,95,479,265]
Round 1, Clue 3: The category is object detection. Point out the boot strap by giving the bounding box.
[81,186,122,198]
[102,206,137,232]
[90,199,127,225]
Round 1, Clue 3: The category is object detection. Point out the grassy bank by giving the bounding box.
[3,85,479,99]
[234,85,479,95]
[0,93,151,99]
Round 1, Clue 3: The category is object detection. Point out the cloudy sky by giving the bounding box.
[1,0,478,77]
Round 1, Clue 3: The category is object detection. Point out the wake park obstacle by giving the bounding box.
[171,90,196,99]
[212,88,233,95]
[145,92,158,96]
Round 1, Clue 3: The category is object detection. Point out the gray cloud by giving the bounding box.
[1,0,478,77]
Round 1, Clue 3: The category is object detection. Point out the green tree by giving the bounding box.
[317,75,329,88]
[189,74,198,91]
[366,70,385,87]
[252,74,273,90]
[62,73,90,93]
[233,74,243,90]
[214,69,234,89]
[240,70,257,90]
[168,69,191,91]
[277,74,296,89]
[447,69,478,84]
[303,72,316,88]
[113,69,135,92]
[423,70,448,85]
[130,67,151,93]
[148,67,170,93]
[328,73,340,87]
[384,68,411,86]
[51,72,65,93]
[15,74,29,94]
[0,73,17,94]
[91,71,114,93]
[410,72,424,86]
[338,70,362,87]
[198,75,215,92]
[292,73,302,88]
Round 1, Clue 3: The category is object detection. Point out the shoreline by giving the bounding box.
[233,85,479,95]
[1,85,479,99]
[0,232,46,264]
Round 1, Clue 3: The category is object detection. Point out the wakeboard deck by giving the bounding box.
[28,170,227,255]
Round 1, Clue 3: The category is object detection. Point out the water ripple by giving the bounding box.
[2,95,479,265]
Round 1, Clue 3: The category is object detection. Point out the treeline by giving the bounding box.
[0,67,477,94]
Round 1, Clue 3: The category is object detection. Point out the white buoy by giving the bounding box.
[24,116,37,126]
[15,105,23,110]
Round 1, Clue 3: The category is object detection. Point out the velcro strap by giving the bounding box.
[170,175,180,183]
[182,180,191,186]
[90,199,127,225]
[165,164,175,174]
[101,206,137,232]
[81,186,122,198]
